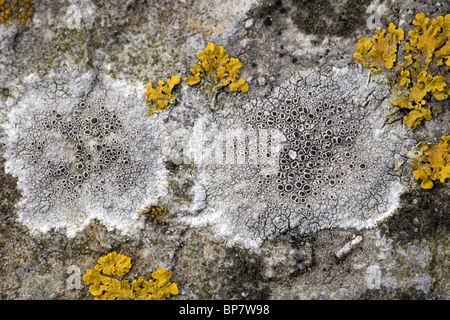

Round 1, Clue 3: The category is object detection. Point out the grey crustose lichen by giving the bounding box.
[178,66,406,246]
[2,65,406,246]
[2,70,166,237]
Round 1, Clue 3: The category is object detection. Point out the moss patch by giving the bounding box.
[291,0,372,38]
[378,186,450,244]
[0,87,12,101]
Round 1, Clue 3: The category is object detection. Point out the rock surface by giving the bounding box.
[0,0,448,300]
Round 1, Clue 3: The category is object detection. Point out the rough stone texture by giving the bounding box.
[0,0,449,300]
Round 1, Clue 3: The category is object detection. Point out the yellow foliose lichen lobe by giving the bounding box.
[94,251,132,278]
[399,13,450,127]
[144,75,180,116]
[413,71,448,102]
[151,268,179,299]
[83,252,179,300]
[229,78,249,93]
[185,63,204,85]
[185,42,249,93]
[401,106,432,129]
[405,13,450,68]
[392,69,448,129]
[353,37,373,68]
[354,23,404,71]
[355,13,450,129]
[131,268,179,300]
[410,136,450,189]
[399,70,411,87]
[83,265,135,300]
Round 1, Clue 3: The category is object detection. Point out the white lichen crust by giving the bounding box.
[181,67,405,246]
[2,65,405,246]
[3,71,166,237]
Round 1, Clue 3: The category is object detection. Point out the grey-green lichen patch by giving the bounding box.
[290,0,372,38]
[375,183,449,298]
[0,87,12,101]
[378,187,450,245]
[382,238,450,299]
[0,1,95,84]
[168,172,195,206]
[173,228,270,299]
[97,0,258,82]
[236,0,370,101]
[36,27,96,78]
[261,238,314,280]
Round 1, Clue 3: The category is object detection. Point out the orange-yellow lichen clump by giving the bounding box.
[141,205,168,230]
[131,269,179,300]
[83,251,179,300]
[393,70,446,128]
[404,13,450,69]
[354,23,404,71]
[185,42,249,93]
[94,250,132,277]
[144,75,180,116]
[83,268,135,300]
[82,251,134,300]
[0,0,34,28]
[355,13,450,129]
[410,136,450,189]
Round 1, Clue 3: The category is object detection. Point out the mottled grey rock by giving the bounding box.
[0,0,448,300]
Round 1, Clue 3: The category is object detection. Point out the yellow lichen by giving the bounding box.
[94,251,132,278]
[355,13,450,129]
[0,0,33,28]
[392,70,447,129]
[401,104,432,129]
[144,75,180,116]
[141,205,168,230]
[185,42,249,94]
[131,269,179,300]
[354,23,404,71]
[394,12,450,128]
[83,252,179,300]
[83,268,135,300]
[410,136,450,189]
[404,13,450,69]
